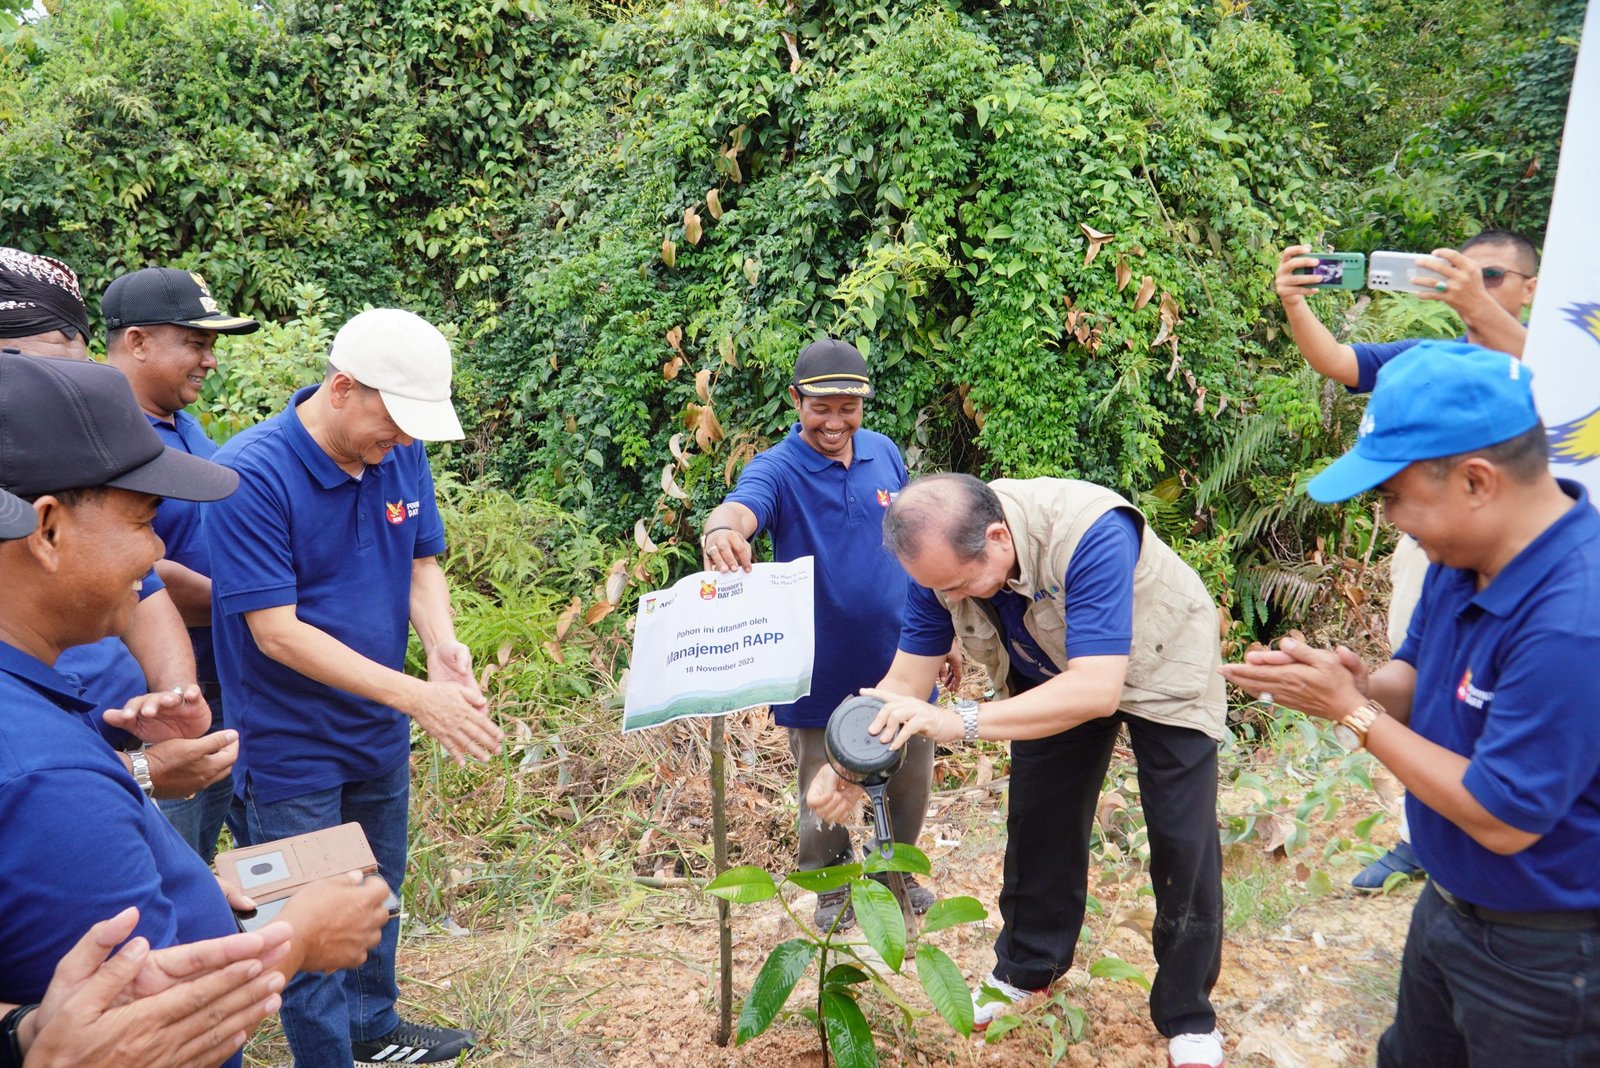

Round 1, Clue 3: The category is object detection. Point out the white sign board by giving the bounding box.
[622,557,815,732]
[1525,2,1600,511]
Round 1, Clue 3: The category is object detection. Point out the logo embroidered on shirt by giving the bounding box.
[385,500,422,525]
[876,488,898,507]
[1031,584,1061,603]
[1456,668,1493,709]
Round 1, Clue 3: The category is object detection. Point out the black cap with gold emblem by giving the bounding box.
[791,338,875,399]
[101,267,259,335]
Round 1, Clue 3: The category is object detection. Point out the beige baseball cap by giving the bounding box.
[328,309,464,441]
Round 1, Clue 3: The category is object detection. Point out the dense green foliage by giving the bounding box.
[0,0,1578,635]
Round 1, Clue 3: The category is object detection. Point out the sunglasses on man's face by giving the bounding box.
[1480,266,1533,289]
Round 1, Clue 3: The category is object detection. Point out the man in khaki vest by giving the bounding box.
[808,473,1227,1068]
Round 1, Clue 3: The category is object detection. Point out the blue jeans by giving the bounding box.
[243,763,410,1068]
[1378,881,1600,1066]
[158,772,243,865]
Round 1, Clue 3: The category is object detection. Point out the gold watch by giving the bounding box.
[1334,699,1383,751]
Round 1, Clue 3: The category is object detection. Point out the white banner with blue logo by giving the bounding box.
[622,557,815,732]
[1525,1,1600,512]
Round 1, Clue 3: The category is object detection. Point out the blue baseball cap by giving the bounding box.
[1306,340,1539,503]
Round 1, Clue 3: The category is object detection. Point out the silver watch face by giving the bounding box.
[1333,723,1361,750]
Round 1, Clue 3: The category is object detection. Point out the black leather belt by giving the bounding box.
[1434,882,1600,932]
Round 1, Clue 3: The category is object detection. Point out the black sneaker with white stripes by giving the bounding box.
[353,1019,475,1064]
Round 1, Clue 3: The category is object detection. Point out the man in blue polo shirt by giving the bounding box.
[206,308,503,1067]
[0,354,390,1068]
[103,265,261,862]
[1223,341,1600,1063]
[1273,229,1541,889]
[805,473,1229,1068]
[700,338,955,931]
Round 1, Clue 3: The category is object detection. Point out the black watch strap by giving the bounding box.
[0,1003,39,1068]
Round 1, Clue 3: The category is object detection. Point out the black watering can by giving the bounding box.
[823,694,903,858]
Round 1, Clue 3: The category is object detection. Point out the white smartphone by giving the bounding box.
[1368,251,1446,295]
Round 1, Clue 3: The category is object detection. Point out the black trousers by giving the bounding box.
[994,710,1223,1037]
[1378,882,1600,1067]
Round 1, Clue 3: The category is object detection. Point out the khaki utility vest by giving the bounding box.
[939,478,1226,740]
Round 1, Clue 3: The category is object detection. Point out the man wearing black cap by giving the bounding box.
[104,266,260,863]
[0,354,392,1068]
[0,248,234,810]
[700,338,954,930]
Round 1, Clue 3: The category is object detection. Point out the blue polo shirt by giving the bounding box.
[206,386,447,803]
[0,640,239,1044]
[150,409,221,693]
[899,510,1141,680]
[1350,336,1466,394]
[725,425,910,728]
[1395,481,1600,911]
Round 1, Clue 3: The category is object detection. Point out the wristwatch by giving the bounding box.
[1334,699,1384,751]
[954,698,980,742]
[128,746,155,798]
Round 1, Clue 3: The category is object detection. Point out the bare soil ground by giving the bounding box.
[246,721,1416,1067]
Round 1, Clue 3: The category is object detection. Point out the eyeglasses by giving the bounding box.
[1481,267,1533,289]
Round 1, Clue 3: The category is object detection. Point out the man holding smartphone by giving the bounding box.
[1272,229,1539,889]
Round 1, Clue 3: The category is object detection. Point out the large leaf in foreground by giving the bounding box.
[735,939,817,1043]
[851,878,905,972]
[915,944,974,1035]
[821,990,879,1068]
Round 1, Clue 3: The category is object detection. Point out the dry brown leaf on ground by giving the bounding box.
[1113,907,1156,942]
[1259,811,1296,855]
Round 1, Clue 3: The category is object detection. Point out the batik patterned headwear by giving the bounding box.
[0,247,91,341]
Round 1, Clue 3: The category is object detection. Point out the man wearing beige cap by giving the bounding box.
[204,309,502,1066]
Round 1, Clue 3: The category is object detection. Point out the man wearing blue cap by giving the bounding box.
[1222,340,1600,1063]
[1275,231,1542,889]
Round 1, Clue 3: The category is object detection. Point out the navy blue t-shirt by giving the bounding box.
[0,640,239,1048]
[1395,481,1600,911]
[900,510,1141,678]
[1350,335,1466,394]
[725,425,911,728]
[151,409,221,693]
[206,386,447,803]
